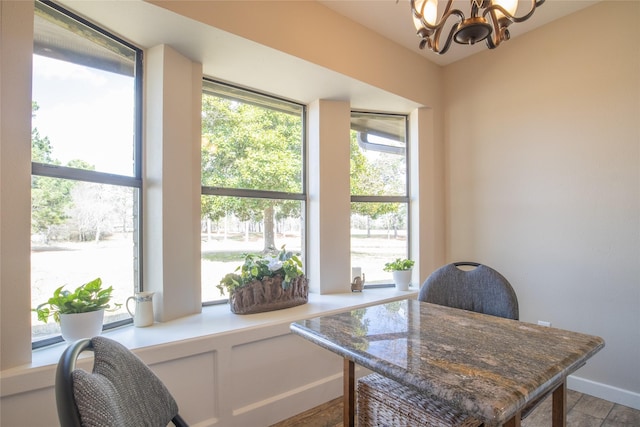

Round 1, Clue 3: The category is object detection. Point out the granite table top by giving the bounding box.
[290,299,604,426]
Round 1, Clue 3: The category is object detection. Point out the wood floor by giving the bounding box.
[271,390,640,427]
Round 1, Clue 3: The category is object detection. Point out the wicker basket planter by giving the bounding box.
[229,275,308,315]
[357,373,482,427]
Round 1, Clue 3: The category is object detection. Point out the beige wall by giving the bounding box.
[443,1,639,402]
[0,0,33,370]
[148,0,442,108]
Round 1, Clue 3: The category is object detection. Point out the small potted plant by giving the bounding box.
[33,277,121,342]
[217,245,308,314]
[383,258,415,291]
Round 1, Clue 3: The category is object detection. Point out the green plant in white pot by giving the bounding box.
[33,278,121,342]
[383,258,415,291]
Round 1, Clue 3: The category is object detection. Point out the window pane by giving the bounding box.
[350,202,408,285]
[201,80,306,304]
[31,179,137,342]
[201,196,304,303]
[350,112,409,285]
[32,2,137,176]
[202,81,304,193]
[350,113,407,197]
[31,2,141,345]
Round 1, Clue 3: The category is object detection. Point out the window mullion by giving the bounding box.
[32,163,142,188]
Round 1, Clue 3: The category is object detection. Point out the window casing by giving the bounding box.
[350,112,409,287]
[31,0,142,347]
[201,80,306,304]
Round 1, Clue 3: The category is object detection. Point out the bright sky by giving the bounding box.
[31,55,136,177]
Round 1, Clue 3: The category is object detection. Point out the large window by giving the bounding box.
[31,1,142,346]
[350,112,409,286]
[201,80,306,303]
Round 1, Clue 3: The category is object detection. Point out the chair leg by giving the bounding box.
[172,414,189,427]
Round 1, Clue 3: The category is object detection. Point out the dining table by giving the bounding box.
[290,299,604,427]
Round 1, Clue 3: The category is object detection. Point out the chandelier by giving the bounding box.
[410,0,545,54]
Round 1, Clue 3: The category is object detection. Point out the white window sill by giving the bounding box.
[28,287,418,369]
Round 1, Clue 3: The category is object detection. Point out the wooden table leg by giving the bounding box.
[502,410,521,427]
[552,380,567,427]
[343,358,355,427]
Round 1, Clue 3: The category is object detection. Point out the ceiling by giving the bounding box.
[319,0,601,66]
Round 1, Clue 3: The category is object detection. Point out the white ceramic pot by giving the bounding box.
[392,269,412,291]
[59,309,105,342]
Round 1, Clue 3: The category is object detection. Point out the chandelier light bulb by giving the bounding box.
[413,0,438,29]
[492,0,519,20]
[424,0,438,25]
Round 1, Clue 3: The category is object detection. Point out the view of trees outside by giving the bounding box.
[351,202,408,285]
[200,83,305,302]
[31,99,137,341]
[30,5,410,339]
[350,113,409,284]
[31,2,139,343]
[200,199,304,302]
[32,67,408,336]
[200,88,409,301]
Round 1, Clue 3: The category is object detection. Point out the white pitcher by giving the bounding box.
[126,291,155,327]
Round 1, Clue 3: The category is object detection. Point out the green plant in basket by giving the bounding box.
[217,245,304,296]
[33,277,121,324]
[383,258,415,272]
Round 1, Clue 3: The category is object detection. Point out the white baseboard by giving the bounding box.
[568,375,640,410]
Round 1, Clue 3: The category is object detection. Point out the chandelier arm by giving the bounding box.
[430,22,460,54]
[483,0,545,24]
[441,0,456,20]
[425,9,465,54]
[485,6,504,49]
[485,22,500,49]
[411,1,465,54]
[411,0,464,32]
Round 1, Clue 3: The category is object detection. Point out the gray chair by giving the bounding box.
[418,261,519,320]
[55,336,188,427]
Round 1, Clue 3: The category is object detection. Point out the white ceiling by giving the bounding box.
[319,0,601,66]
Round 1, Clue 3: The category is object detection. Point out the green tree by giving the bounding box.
[31,102,75,242]
[201,95,303,251]
[350,131,404,236]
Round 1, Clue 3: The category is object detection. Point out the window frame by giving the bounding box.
[31,0,143,349]
[350,111,410,288]
[200,78,307,305]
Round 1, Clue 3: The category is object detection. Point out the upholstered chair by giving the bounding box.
[418,261,519,320]
[55,336,188,427]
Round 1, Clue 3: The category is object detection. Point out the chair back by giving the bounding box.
[418,262,519,320]
[55,336,188,427]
